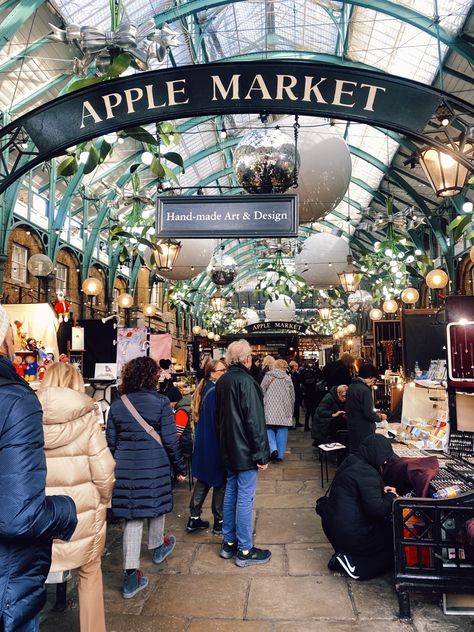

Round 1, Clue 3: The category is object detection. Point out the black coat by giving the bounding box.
[291,371,302,404]
[106,389,186,520]
[312,386,345,444]
[346,378,380,451]
[321,434,396,556]
[0,358,76,632]
[216,363,270,471]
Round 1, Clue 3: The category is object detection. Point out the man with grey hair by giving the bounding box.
[216,339,271,567]
[0,306,77,632]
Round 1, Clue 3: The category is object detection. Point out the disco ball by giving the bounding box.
[347,290,373,312]
[27,254,54,277]
[207,252,239,286]
[233,127,299,194]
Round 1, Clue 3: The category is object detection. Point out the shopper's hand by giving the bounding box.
[379,413,387,421]
[176,475,186,481]
[384,486,397,495]
[257,463,268,471]
[332,410,345,417]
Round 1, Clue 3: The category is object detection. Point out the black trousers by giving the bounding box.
[304,401,317,430]
[189,479,226,520]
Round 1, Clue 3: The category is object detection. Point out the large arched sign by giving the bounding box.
[0,60,473,193]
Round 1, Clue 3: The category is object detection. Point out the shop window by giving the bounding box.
[11,243,28,283]
[55,263,68,294]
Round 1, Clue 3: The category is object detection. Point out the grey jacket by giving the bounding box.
[261,368,295,427]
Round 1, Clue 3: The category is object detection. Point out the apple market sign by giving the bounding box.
[246,321,306,334]
[1,60,472,193]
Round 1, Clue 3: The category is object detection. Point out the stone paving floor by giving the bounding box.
[40,429,474,631]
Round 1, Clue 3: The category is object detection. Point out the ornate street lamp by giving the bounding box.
[82,276,103,319]
[338,255,363,293]
[154,239,182,271]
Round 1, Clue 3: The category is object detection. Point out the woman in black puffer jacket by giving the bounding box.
[107,357,186,599]
[320,434,397,580]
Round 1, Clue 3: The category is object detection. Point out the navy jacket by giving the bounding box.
[106,389,186,520]
[192,380,225,488]
[0,357,77,632]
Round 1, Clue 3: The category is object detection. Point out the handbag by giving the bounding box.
[121,394,163,446]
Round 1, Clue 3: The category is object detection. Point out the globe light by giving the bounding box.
[383,299,399,314]
[141,151,154,166]
[143,303,157,317]
[200,329,208,337]
[347,323,357,334]
[103,132,118,144]
[27,254,54,277]
[192,325,201,335]
[462,200,473,214]
[370,308,384,321]
[401,288,420,305]
[207,332,215,340]
[214,334,221,342]
[425,269,449,289]
[117,293,134,309]
[82,277,102,296]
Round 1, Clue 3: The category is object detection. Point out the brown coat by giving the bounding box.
[38,386,115,572]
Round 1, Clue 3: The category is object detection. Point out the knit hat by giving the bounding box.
[0,305,10,347]
[166,386,183,403]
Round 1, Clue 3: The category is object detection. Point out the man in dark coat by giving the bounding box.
[312,384,348,445]
[320,434,397,580]
[345,364,387,451]
[0,310,77,632]
[216,339,271,567]
[300,361,323,432]
[289,361,303,427]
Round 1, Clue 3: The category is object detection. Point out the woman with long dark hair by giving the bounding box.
[106,357,186,599]
[187,358,227,534]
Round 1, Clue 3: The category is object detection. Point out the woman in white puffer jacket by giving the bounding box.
[37,362,115,632]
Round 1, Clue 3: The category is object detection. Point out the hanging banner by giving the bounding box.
[157,194,298,237]
[246,321,306,334]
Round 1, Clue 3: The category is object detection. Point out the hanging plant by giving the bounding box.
[202,308,235,333]
[255,251,310,299]
[168,281,196,311]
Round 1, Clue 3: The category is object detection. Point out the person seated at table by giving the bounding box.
[318,434,397,580]
[311,384,348,447]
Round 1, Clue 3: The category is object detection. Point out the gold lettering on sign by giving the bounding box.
[80,101,103,128]
[166,79,189,106]
[360,83,386,111]
[103,92,123,119]
[211,75,241,100]
[332,80,357,108]
[145,84,166,109]
[124,87,144,114]
[302,76,327,103]
[276,75,298,101]
[244,74,272,100]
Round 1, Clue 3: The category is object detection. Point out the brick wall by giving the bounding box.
[3,227,44,303]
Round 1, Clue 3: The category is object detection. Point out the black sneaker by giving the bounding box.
[270,450,278,461]
[220,541,238,559]
[327,553,340,572]
[336,553,360,579]
[212,519,223,535]
[186,517,209,532]
[235,547,271,567]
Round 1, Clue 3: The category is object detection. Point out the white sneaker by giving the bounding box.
[336,553,360,579]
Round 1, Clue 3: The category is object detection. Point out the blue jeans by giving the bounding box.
[222,469,257,551]
[267,426,289,460]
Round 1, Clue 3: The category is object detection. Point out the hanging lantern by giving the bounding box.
[117,293,134,309]
[318,302,332,321]
[370,308,383,321]
[338,255,363,293]
[425,269,449,290]
[401,288,420,305]
[192,325,201,335]
[143,303,157,317]
[234,312,247,330]
[383,299,398,314]
[347,323,357,334]
[154,239,182,270]
[210,292,227,312]
[82,276,102,296]
[418,142,473,197]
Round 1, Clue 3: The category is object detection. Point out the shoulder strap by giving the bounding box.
[121,394,163,447]
[200,384,215,407]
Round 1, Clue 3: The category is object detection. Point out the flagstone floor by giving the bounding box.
[40,430,474,631]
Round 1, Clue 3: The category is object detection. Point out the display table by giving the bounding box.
[317,443,346,487]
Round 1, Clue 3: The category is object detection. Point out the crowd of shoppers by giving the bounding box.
[0,297,398,632]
